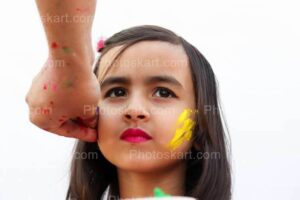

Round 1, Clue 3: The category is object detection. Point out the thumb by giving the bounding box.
[81,106,99,129]
[51,118,98,142]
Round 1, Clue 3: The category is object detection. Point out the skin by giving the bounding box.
[97,41,196,198]
[27,0,198,197]
[26,0,100,141]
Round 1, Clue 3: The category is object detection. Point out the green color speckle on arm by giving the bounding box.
[64,79,74,88]
[62,47,72,53]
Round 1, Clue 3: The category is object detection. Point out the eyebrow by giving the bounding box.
[100,75,183,89]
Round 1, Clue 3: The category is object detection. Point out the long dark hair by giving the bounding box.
[66,25,231,200]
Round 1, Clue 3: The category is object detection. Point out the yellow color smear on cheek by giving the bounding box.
[167,108,197,150]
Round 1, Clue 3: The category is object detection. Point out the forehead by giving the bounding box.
[99,41,192,88]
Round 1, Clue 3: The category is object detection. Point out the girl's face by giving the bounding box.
[97,41,196,173]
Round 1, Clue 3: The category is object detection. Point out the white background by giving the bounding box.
[0,0,299,199]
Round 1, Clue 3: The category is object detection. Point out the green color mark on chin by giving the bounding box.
[153,187,171,197]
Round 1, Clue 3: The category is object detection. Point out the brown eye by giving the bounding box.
[154,87,177,98]
[104,87,127,98]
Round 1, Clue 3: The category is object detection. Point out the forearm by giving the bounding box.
[26,0,99,131]
[36,0,96,66]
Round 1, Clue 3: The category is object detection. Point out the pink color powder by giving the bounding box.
[52,84,57,92]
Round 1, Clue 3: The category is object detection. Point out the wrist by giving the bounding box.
[48,45,94,72]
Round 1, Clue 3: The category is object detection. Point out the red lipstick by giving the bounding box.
[120,128,152,143]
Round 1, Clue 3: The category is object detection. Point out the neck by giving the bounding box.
[117,162,187,198]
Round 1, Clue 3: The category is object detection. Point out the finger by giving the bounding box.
[55,119,98,142]
[82,117,98,129]
[80,106,99,128]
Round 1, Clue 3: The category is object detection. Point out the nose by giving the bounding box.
[122,96,150,123]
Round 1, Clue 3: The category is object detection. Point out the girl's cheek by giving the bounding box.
[163,108,197,151]
[154,118,178,149]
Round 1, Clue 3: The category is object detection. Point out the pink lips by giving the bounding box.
[120,128,152,143]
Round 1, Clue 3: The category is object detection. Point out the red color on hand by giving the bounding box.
[51,42,58,49]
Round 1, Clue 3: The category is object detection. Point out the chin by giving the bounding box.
[116,159,166,173]
[115,153,181,174]
[99,141,187,173]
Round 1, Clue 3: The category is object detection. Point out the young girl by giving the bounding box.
[26,1,231,200]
